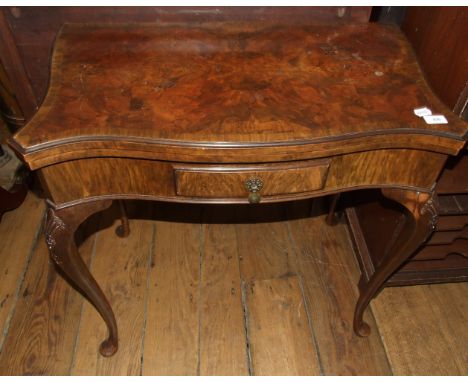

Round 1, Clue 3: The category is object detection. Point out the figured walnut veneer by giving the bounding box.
[8,22,467,357]
[11,22,467,169]
[174,159,331,198]
[39,149,446,205]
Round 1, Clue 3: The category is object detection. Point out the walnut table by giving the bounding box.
[9,22,468,356]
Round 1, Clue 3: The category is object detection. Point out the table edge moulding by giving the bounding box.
[8,21,468,357]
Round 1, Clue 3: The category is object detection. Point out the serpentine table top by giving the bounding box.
[9,22,467,357]
[11,22,466,168]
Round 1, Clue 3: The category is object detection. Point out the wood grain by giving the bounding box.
[402,7,468,111]
[3,6,371,105]
[235,203,298,281]
[175,159,329,198]
[1,198,467,375]
[0,55,26,129]
[17,133,461,171]
[372,282,468,375]
[0,201,98,375]
[234,203,320,375]
[11,22,467,170]
[345,189,468,287]
[0,193,44,351]
[437,154,468,194]
[142,205,201,375]
[5,21,467,357]
[199,216,249,375]
[0,10,37,120]
[245,276,320,375]
[325,150,446,191]
[287,200,392,375]
[38,149,447,210]
[70,205,154,375]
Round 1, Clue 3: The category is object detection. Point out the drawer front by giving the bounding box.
[173,159,330,199]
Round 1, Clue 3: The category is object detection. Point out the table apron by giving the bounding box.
[38,148,447,207]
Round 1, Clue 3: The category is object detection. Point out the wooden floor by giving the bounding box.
[0,192,466,375]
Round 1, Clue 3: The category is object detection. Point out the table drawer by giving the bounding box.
[173,159,330,200]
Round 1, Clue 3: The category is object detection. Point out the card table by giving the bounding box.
[9,22,467,356]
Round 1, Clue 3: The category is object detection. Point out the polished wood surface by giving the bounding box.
[11,23,466,170]
[7,22,468,357]
[38,149,446,205]
[1,194,467,375]
[2,6,372,108]
[174,159,330,198]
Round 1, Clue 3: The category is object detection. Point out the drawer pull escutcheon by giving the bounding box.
[245,178,263,204]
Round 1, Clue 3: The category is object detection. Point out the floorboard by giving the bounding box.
[0,194,466,376]
[235,203,297,282]
[0,197,98,375]
[142,204,201,376]
[199,219,249,375]
[71,204,154,375]
[287,201,392,375]
[245,276,321,375]
[0,192,44,351]
[372,282,468,375]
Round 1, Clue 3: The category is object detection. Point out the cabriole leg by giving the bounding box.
[44,199,118,356]
[353,188,437,336]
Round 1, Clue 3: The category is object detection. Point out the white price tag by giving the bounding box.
[423,115,448,124]
[413,107,432,117]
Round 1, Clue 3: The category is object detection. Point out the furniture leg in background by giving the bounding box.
[325,193,341,226]
[115,199,130,238]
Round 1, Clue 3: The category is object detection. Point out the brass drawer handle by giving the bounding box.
[245,178,263,203]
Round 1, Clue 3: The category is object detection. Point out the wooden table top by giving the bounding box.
[12,22,467,168]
